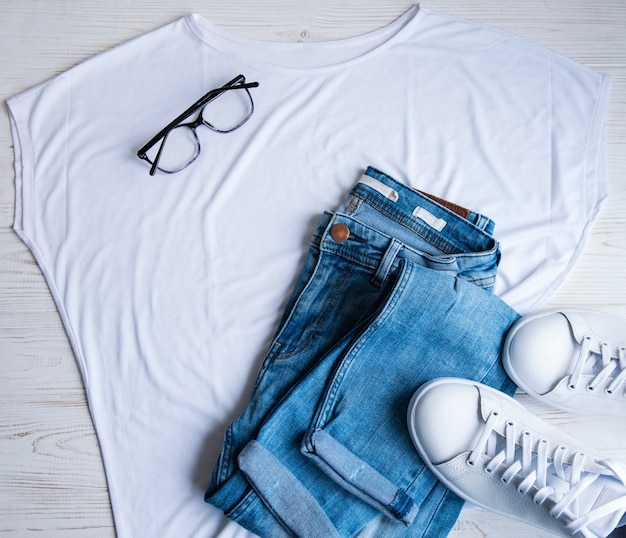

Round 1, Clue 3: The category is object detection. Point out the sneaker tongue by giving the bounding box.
[583,354,603,376]
[576,473,626,538]
[564,311,626,354]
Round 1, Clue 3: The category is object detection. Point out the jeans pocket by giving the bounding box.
[270,250,396,363]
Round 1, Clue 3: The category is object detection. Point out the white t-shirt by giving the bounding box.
[8,5,610,537]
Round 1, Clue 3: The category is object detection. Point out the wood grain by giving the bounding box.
[1,1,625,536]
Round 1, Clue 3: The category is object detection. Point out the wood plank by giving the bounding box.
[0,226,114,535]
[1,1,625,536]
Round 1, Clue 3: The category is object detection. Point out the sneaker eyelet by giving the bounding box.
[484,467,493,474]
[605,388,613,395]
[507,421,514,427]
[568,383,577,390]
[466,458,475,467]
[501,477,509,484]
[586,385,595,392]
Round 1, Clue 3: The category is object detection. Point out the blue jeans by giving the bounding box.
[206,167,519,537]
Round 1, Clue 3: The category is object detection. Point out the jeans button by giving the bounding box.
[330,223,350,242]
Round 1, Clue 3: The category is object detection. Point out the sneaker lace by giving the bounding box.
[467,411,626,538]
[569,337,626,397]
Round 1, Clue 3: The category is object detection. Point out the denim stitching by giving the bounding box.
[466,274,497,288]
[321,242,380,270]
[353,190,478,256]
[214,425,233,487]
[273,256,355,361]
[324,240,496,289]
[315,260,413,426]
[224,486,256,518]
[361,192,464,255]
[420,486,462,538]
[344,194,361,216]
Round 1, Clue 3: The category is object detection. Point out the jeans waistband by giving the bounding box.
[312,167,500,288]
[350,166,497,256]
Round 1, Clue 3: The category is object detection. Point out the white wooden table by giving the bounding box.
[1,1,625,536]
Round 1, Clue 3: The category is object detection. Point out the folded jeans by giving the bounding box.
[206,166,519,537]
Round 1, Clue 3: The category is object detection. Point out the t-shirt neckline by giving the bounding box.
[184,4,423,72]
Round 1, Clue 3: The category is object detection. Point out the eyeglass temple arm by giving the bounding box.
[143,79,259,176]
[137,74,259,173]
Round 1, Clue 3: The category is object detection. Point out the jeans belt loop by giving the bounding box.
[371,238,403,287]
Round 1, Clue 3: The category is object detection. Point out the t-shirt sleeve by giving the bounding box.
[9,74,72,288]
[493,47,611,313]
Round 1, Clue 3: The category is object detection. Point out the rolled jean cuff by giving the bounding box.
[238,440,341,538]
[301,428,418,525]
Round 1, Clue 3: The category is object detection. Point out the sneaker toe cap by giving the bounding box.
[504,312,577,395]
[408,379,483,464]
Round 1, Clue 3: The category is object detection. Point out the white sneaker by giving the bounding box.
[503,310,626,415]
[407,377,626,538]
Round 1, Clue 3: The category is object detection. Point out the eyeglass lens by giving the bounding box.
[202,88,253,132]
[145,126,200,174]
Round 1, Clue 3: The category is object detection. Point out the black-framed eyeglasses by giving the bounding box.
[137,74,259,175]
